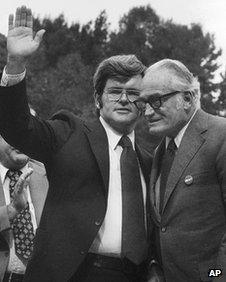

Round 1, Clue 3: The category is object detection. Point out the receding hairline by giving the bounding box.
[144,59,200,92]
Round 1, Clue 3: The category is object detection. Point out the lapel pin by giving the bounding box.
[184,175,193,186]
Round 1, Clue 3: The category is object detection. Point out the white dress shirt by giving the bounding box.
[0,163,37,274]
[89,117,146,256]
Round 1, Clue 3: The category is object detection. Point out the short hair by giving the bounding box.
[146,59,201,107]
[93,55,146,97]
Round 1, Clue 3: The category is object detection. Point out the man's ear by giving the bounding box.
[182,92,193,110]
[94,91,102,109]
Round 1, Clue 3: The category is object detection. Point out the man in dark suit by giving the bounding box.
[0,6,163,282]
[139,58,226,282]
[0,136,48,282]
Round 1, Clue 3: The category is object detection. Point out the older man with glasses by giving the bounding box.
[139,58,226,282]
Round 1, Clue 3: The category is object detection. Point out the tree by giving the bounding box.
[217,72,226,117]
[78,10,109,65]
[33,15,76,66]
[107,5,222,114]
[32,11,109,68]
[107,5,159,61]
[27,53,94,119]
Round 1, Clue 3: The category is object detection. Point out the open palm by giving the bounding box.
[7,6,45,58]
[8,27,40,57]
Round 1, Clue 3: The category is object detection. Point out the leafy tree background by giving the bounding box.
[0,5,225,151]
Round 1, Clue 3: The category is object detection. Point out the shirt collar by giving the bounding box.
[99,116,135,150]
[166,109,197,148]
[0,162,28,184]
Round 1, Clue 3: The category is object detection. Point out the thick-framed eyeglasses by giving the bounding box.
[103,87,140,103]
[145,90,190,110]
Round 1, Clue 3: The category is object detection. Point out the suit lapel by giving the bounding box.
[28,162,48,226]
[0,178,5,208]
[162,110,208,213]
[0,179,10,245]
[85,120,109,197]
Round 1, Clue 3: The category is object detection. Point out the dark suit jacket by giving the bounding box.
[0,79,153,282]
[0,160,48,281]
[150,109,226,282]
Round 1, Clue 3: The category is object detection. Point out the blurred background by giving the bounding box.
[1,0,226,150]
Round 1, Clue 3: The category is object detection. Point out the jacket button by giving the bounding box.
[161,227,167,232]
[80,250,85,255]
[95,220,101,226]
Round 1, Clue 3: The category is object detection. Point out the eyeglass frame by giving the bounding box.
[143,90,191,110]
[103,87,141,103]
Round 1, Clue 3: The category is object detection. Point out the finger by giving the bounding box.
[21,10,27,26]
[8,14,14,31]
[15,7,21,27]
[26,9,33,29]
[34,29,46,44]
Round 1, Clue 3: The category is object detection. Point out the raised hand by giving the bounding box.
[7,168,34,220]
[7,6,45,58]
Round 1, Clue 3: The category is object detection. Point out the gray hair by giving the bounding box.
[147,59,201,108]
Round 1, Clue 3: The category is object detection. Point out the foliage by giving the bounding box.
[217,72,226,116]
[107,6,223,114]
[27,53,94,119]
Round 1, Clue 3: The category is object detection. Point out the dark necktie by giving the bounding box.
[7,170,35,261]
[119,135,147,264]
[159,139,177,213]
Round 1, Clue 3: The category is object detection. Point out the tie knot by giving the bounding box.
[7,170,22,181]
[118,135,132,148]
[167,139,177,154]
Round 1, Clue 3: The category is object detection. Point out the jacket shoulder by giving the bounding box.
[50,109,84,131]
[28,159,46,176]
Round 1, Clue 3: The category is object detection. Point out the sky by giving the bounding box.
[1,0,226,80]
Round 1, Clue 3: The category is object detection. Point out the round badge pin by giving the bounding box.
[184,175,193,186]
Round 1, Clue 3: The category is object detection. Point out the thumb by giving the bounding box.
[34,29,46,45]
[16,168,34,194]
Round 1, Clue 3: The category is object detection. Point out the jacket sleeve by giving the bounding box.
[0,77,78,166]
[214,121,226,281]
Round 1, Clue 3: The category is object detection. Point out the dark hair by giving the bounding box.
[93,54,146,97]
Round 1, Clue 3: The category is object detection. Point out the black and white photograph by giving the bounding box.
[0,1,226,281]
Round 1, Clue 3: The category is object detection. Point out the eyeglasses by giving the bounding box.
[103,87,140,103]
[145,90,189,110]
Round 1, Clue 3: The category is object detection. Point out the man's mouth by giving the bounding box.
[115,108,131,113]
[146,118,161,124]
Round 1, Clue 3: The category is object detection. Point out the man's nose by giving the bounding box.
[144,103,155,116]
[119,92,129,104]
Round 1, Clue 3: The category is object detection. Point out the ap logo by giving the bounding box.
[208,269,222,277]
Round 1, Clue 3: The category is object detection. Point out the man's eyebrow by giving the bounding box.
[145,93,162,99]
[108,87,140,92]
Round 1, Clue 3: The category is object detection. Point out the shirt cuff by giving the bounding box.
[1,66,26,87]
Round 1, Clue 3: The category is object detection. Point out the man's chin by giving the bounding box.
[147,124,167,137]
